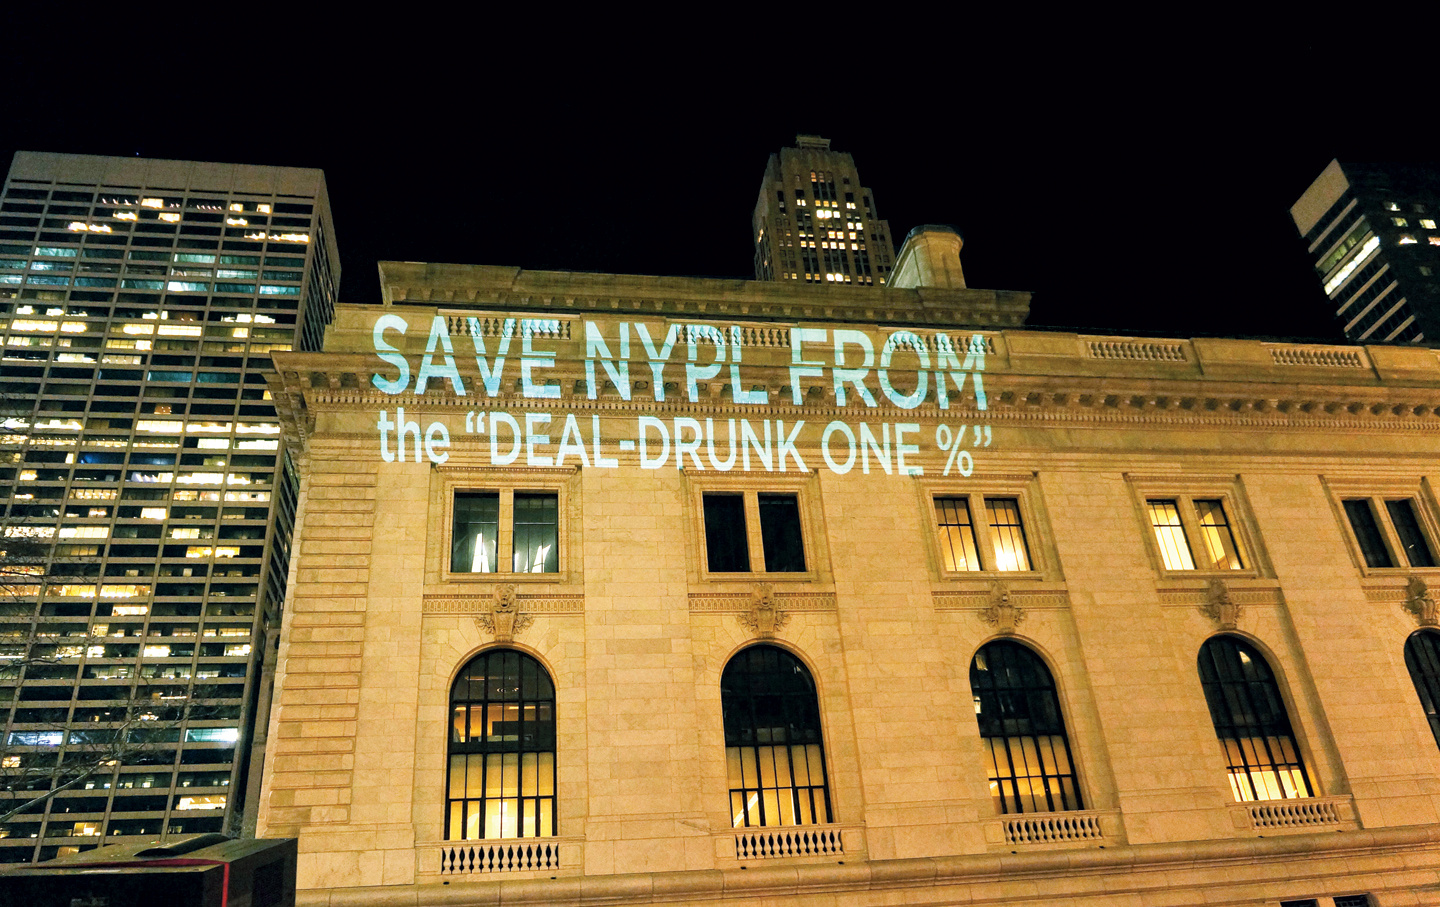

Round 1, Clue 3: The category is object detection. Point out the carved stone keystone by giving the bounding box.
[737,583,789,639]
[979,582,1024,635]
[475,584,533,642]
[1200,578,1241,630]
[1405,575,1440,627]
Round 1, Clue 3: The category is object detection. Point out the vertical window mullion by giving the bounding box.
[1373,499,1411,570]
[498,491,515,573]
[969,494,994,571]
[743,493,766,574]
[1175,498,1207,569]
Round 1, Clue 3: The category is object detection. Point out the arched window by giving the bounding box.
[721,645,832,827]
[446,649,556,840]
[1404,629,1440,750]
[970,640,1083,814]
[1197,635,1312,801]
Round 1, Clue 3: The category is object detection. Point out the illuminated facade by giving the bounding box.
[0,152,339,860]
[752,135,896,285]
[1291,160,1440,343]
[259,258,1440,906]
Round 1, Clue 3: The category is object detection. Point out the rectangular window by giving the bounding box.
[1145,496,1248,572]
[930,492,1039,574]
[1344,498,1401,568]
[1342,495,1437,569]
[512,492,558,573]
[450,490,560,575]
[452,492,499,573]
[1147,500,1195,570]
[1387,499,1436,567]
[986,498,1032,571]
[703,493,750,572]
[758,493,806,572]
[935,497,981,571]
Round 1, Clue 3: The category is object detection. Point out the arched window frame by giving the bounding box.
[1404,629,1440,751]
[1197,634,1313,802]
[720,644,833,827]
[445,647,557,840]
[969,639,1084,814]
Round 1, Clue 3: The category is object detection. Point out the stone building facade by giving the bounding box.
[258,261,1440,906]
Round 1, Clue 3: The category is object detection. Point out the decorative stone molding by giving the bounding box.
[1405,575,1440,627]
[1157,585,1281,608]
[1199,578,1241,630]
[978,582,1024,635]
[422,593,584,615]
[474,584,532,642]
[1087,339,1186,362]
[1270,346,1365,368]
[932,587,1069,611]
[688,591,837,613]
[735,583,789,639]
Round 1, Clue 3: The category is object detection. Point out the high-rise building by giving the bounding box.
[1290,159,1440,343]
[0,151,340,861]
[752,135,895,285]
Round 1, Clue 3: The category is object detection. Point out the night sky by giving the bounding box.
[2,28,1421,345]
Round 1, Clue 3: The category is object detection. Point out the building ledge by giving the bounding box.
[295,823,1440,907]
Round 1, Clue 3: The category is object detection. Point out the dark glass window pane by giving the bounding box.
[452,492,499,573]
[721,645,831,827]
[969,640,1083,814]
[1405,630,1440,752]
[758,493,805,573]
[1387,499,1435,567]
[704,493,750,572]
[446,649,556,840]
[513,492,559,573]
[1197,636,1312,801]
[1344,499,1393,568]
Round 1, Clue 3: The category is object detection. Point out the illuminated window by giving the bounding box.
[446,649,556,840]
[1422,219,1437,230]
[451,490,559,575]
[1145,498,1247,571]
[930,494,1034,573]
[971,640,1082,814]
[722,645,831,827]
[1198,636,1312,802]
[1400,234,1418,245]
[1394,217,1409,227]
[1386,201,1401,211]
[701,491,806,574]
[1341,497,1436,569]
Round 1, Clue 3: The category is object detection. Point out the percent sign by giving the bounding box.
[935,424,992,476]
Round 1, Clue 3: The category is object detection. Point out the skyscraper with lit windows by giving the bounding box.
[752,136,896,286]
[1290,160,1440,343]
[0,151,339,861]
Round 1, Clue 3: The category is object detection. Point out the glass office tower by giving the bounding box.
[0,152,339,861]
[1291,160,1440,343]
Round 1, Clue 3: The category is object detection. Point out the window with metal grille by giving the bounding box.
[1405,630,1440,751]
[1333,895,1371,907]
[445,649,556,840]
[1197,636,1313,801]
[721,645,831,827]
[970,640,1083,814]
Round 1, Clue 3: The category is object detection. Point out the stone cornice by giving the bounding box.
[376,262,1032,329]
